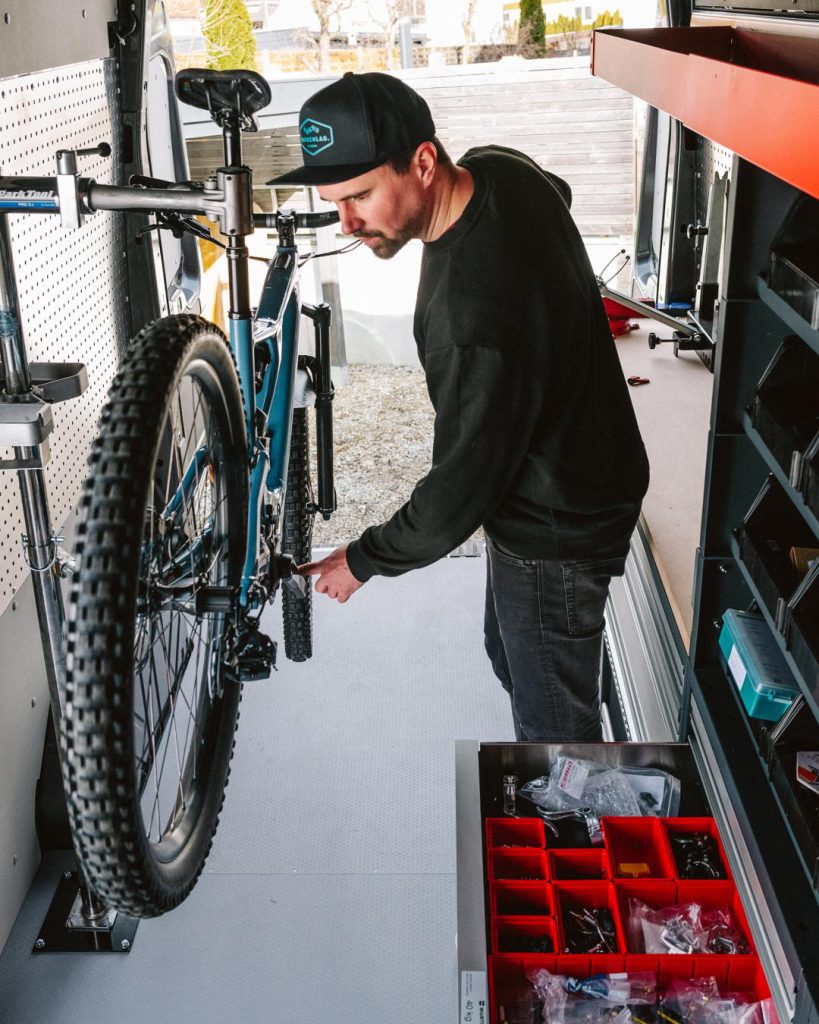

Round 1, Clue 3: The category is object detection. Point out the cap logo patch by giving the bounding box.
[300,118,334,156]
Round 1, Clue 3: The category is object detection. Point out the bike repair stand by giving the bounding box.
[0,217,138,954]
[34,871,139,954]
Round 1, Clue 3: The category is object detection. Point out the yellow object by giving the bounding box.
[619,862,650,877]
[790,546,819,580]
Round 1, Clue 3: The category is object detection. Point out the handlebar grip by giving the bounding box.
[296,211,339,229]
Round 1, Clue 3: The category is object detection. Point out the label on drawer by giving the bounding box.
[460,971,487,1024]
[727,644,747,691]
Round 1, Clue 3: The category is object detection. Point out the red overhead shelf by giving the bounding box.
[592,27,819,199]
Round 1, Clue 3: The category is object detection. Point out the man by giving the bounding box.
[271,72,649,742]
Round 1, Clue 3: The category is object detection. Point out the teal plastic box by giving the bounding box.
[718,610,800,722]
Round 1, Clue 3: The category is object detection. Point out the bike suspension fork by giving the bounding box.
[302,302,336,520]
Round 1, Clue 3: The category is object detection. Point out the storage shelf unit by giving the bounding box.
[593,24,819,1024]
[591,28,819,201]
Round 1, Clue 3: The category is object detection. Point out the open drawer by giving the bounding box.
[456,743,779,1024]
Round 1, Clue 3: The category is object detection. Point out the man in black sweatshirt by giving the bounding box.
[271,72,649,742]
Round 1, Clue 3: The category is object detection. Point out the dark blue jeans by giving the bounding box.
[484,540,627,742]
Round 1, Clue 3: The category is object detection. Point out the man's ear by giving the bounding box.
[414,140,438,186]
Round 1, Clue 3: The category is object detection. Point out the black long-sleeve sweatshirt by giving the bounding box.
[345,145,649,583]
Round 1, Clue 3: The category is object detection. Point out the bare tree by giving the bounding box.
[311,0,353,72]
[461,0,479,65]
[368,0,405,69]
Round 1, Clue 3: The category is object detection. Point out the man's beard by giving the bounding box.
[355,206,426,260]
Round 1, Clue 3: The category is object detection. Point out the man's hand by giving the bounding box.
[298,544,364,603]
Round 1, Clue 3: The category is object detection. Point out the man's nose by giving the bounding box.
[338,205,361,236]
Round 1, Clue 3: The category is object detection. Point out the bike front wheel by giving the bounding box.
[64,315,248,917]
[281,406,314,661]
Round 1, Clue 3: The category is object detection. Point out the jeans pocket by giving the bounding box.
[489,538,536,568]
[561,556,626,637]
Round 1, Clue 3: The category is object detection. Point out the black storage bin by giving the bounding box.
[805,433,819,521]
[751,336,819,484]
[769,193,819,330]
[764,698,819,883]
[738,477,819,630]
[786,561,819,703]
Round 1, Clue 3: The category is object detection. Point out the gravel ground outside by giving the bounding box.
[309,365,435,551]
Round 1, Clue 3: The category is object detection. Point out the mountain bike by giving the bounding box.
[0,68,345,920]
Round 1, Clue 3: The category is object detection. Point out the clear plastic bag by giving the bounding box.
[525,969,658,1024]
[627,899,749,955]
[520,757,681,820]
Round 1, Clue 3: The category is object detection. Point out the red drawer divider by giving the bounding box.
[549,848,610,881]
[492,916,558,954]
[488,849,549,882]
[602,817,676,879]
[491,881,553,918]
[486,817,545,850]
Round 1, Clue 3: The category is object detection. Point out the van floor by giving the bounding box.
[0,553,514,1024]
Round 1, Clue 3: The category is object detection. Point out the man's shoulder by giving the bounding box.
[459,145,572,209]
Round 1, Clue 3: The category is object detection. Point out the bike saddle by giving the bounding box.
[175,68,272,132]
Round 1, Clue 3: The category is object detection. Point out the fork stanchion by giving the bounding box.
[302,302,336,520]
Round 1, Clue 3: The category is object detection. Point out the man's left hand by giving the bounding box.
[298,544,364,603]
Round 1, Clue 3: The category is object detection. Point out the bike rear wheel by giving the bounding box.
[64,315,248,917]
[281,405,314,661]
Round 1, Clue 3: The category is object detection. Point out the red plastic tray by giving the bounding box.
[491,881,553,917]
[554,882,626,955]
[676,880,755,955]
[492,916,558,954]
[486,817,545,850]
[602,817,676,879]
[487,953,770,1024]
[663,817,732,881]
[549,848,610,881]
[488,849,549,882]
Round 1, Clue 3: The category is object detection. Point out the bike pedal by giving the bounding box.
[225,624,277,682]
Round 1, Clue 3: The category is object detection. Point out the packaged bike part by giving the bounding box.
[657,979,773,1024]
[627,898,748,954]
[669,832,727,880]
[525,969,658,1024]
[719,999,780,1024]
[660,978,725,1024]
[627,897,703,954]
[701,907,749,954]
[520,757,680,820]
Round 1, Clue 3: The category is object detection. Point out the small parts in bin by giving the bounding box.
[627,898,749,955]
[526,969,657,1024]
[563,905,618,954]
[508,933,555,954]
[669,832,726,880]
[516,971,778,1024]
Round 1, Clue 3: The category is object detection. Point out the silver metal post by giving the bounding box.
[0,217,67,722]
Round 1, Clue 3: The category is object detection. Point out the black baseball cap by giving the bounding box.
[267,72,435,186]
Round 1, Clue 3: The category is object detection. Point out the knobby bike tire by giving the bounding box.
[281,406,314,661]
[63,315,248,918]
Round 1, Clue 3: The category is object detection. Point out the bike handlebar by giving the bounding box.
[253,211,339,230]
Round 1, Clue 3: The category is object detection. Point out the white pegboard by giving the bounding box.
[0,59,129,612]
